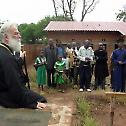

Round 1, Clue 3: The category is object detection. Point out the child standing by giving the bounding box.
[34,50,47,92]
[62,54,70,82]
[54,56,66,93]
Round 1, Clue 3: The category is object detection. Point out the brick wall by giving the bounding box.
[22,44,45,65]
[47,31,122,58]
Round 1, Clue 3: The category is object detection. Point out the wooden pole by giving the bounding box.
[105,92,126,126]
[24,55,30,89]
[110,96,115,126]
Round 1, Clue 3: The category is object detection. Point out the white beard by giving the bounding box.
[8,38,21,52]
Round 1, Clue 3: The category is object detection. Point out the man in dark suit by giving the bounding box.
[0,22,47,109]
[44,38,58,87]
[94,43,109,90]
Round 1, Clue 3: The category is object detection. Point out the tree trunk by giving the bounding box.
[52,0,58,17]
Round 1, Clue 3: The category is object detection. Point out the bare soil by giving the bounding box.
[43,89,126,126]
[32,85,126,126]
[30,67,126,126]
[70,90,126,126]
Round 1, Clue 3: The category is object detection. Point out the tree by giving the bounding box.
[116,5,126,22]
[51,0,77,20]
[52,0,58,17]
[18,23,28,43]
[66,0,77,21]
[81,0,99,21]
[19,15,71,44]
[36,15,71,44]
[51,0,99,21]
[19,23,37,44]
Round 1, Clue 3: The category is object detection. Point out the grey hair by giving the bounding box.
[0,22,18,43]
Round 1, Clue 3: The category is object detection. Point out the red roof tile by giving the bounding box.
[44,21,126,35]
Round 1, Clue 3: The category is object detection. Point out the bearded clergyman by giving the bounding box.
[0,22,47,109]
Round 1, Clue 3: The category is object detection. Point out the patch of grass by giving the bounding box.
[84,117,98,126]
[75,91,126,126]
[76,97,99,126]
[28,66,36,83]
[77,98,90,117]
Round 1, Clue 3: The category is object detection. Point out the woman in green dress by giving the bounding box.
[34,51,47,92]
[54,56,65,92]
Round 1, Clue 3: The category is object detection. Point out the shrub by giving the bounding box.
[76,97,99,126]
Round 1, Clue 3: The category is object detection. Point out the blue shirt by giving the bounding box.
[112,48,126,65]
[57,47,64,57]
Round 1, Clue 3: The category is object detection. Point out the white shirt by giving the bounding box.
[78,46,94,62]
[62,57,69,70]
[74,47,79,56]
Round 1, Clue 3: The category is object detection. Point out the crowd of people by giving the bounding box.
[0,21,126,110]
[35,37,126,93]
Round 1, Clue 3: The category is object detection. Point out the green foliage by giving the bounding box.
[116,9,126,22]
[76,97,99,126]
[46,15,71,21]
[84,117,98,126]
[28,66,36,83]
[18,23,28,43]
[77,98,91,117]
[19,15,71,44]
[19,23,38,44]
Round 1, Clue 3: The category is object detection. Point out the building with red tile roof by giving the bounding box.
[44,21,126,56]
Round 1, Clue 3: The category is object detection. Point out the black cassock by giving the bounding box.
[0,43,47,108]
[94,49,109,78]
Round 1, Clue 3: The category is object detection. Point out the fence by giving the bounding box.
[22,44,45,65]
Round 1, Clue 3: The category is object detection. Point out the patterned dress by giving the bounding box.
[34,56,46,85]
[54,61,65,85]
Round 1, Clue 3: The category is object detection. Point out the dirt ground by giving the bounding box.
[30,72,126,126]
[92,102,126,126]
[29,67,126,126]
[85,91,126,126]
[42,87,126,126]
[75,90,126,126]
[45,88,75,126]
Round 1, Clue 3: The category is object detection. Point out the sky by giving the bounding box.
[0,0,126,24]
